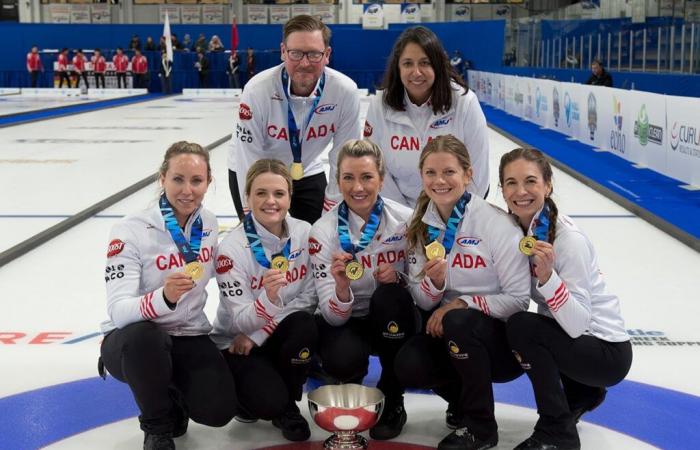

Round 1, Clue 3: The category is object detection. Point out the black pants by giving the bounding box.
[506,312,632,446]
[133,73,145,89]
[222,311,317,420]
[72,71,89,89]
[57,71,70,88]
[198,72,209,88]
[100,322,237,435]
[30,71,39,87]
[116,72,127,88]
[94,73,105,89]
[229,169,327,225]
[396,308,522,439]
[316,284,418,404]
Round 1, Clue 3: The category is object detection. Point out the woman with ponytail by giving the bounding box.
[500,148,632,450]
[395,135,530,450]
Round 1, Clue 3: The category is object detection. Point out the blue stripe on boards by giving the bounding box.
[1,358,699,449]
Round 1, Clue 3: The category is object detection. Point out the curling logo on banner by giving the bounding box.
[535,87,548,118]
[633,105,663,146]
[610,96,626,154]
[563,92,580,128]
[670,122,700,157]
[587,93,597,140]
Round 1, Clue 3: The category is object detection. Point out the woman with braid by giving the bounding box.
[500,148,632,450]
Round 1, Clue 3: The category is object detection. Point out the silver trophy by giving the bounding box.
[307,384,385,449]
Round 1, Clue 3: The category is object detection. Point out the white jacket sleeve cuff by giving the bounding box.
[258,290,283,316]
[536,270,569,311]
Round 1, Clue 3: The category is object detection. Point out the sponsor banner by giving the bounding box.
[70,4,91,24]
[451,4,471,21]
[596,88,635,162]
[201,4,223,24]
[247,5,268,24]
[504,75,525,118]
[91,4,110,24]
[313,4,335,24]
[269,5,290,25]
[625,90,666,172]
[522,76,536,123]
[49,4,71,24]
[531,78,553,129]
[291,4,312,17]
[181,5,200,24]
[665,94,700,186]
[160,5,180,24]
[401,3,421,23]
[362,3,384,29]
[558,84,585,141]
[576,84,607,150]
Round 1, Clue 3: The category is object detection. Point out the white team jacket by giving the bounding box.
[210,215,318,348]
[363,84,490,206]
[527,212,629,342]
[228,63,361,211]
[408,196,530,321]
[101,204,218,336]
[309,197,413,326]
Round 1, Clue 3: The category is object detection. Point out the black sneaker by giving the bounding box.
[514,436,580,450]
[445,406,464,430]
[571,388,606,423]
[437,427,497,450]
[143,432,175,450]
[234,410,259,424]
[369,402,407,440]
[272,404,310,442]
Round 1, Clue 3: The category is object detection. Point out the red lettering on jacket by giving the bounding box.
[390,135,420,151]
[375,250,406,266]
[451,254,487,269]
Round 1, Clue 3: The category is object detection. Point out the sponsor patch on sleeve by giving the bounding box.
[363,120,373,137]
[107,239,125,258]
[308,237,322,255]
[239,103,252,121]
[216,255,234,274]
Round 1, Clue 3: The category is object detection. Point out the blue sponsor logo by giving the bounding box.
[202,229,212,238]
[457,237,481,247]
[315,103,337,114]
[455,6,469,16]
[383,234,404,244]
[288,248,304,261]
[366,4,380,14]
[430,116,452,129]
[403,5,418,14]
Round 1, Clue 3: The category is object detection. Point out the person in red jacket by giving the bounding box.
[56,48,70,88]
[26,45,44,88]
[113,47,129,89]
[92,48,107,89]
[131,48,149,89]
[72,49,89,89]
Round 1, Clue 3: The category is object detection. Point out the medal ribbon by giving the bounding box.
[159,194,202,263]
[243,213,291,269]
[426,191,471,255]
[281,68,326,165]
[531,203,551,242]
[337,197,384,259]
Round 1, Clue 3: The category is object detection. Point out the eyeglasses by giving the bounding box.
[286,49,325,63]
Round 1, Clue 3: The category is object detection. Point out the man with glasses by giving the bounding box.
[228,14,361,225]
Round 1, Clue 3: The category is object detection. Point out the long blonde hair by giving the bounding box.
[406,135,472,253]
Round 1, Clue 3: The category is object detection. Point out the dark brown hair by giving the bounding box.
[283,14,331,47]
[380,26,466,115]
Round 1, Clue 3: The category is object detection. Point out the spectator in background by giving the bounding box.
[194,33,207,53]
[92,48,106,89]
[56,48,70,88]
[158,36,168,52]
[131,48,149,89]
[72,49,89,89]
[246,47,255,84]
[226,51,240,89]
[208,35,225,52]
[172,33,183,51]
[129,34,141,51]
[113,47,129,89]
[160,51,173,94]
[145,36,157,51]
[182,34,193,52]
[26,45,44,88]
[586,59,613,87]
[195,48,210,89]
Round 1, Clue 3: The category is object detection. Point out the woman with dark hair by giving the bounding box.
[363,26,490,207]
[499,148,631,450]
[211,159,318,442]
[99,141,237,450]
[395,135,529,450]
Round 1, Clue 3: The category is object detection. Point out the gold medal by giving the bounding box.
[271,255,289,272]
[425,241,446,261]
[519,236,537,256]
[184,261,204,281]
[290,162,304,181]
[345,260,364,281]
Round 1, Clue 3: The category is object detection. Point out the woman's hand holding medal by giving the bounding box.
[424,258,447,290]
[163,272,195,304]
[262,268,288,305]
[530,240,555,285]
[331,251,353,302]
[228,334,256,356]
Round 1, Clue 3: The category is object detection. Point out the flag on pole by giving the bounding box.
[163,11,174,62]
[231,16,239,52]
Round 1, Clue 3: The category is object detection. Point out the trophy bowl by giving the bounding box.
[307,384,385,449]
